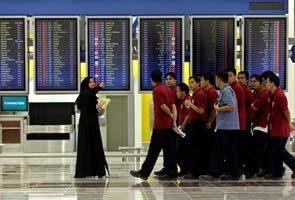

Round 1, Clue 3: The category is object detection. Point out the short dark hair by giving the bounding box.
[151,69,162,83]
[267,74,280,87]
[261,71,275,80]
[200,73,215,86]
[238,71,249,80]
[165,72,177,80]
[226,68,236,76]
[216,71,228,83]
[177,83,189,94]
[250,74,263,84]
[189,75,201,84]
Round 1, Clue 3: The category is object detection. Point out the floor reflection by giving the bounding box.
[0,157,294,199]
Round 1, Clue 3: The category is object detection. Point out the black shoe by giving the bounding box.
[154,168,167,176]
[245,172,255,179]
[291,172,295,179]
[130,170,148,181]
[282,166,286,176]
[183,173,199,179]
[157,174,177,181]
[264,174,282,180]
[220,175,242,181]
[199,174,219,181]
[177,171,184,177]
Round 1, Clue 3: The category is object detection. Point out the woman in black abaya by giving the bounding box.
[75,77,109,178]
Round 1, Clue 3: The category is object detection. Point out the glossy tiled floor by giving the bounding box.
[0,156,295,200]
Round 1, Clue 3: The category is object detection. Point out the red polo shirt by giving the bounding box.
[230,81,246,130]
[252,89,269,128]
[189,88,207,121]
[170,86,181,114]
[153,83,174,129]
[243,85,253,120]
[179,95,191,125]
[204,86,218,122]
[270,88,290,137]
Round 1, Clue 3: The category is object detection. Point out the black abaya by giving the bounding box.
[75,85,109,178]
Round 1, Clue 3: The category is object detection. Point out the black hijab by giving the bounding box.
[75,77,93,110]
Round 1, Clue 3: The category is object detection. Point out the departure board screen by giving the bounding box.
[192,17,235,76]
[87,17,130,91]
[139,17,183,91]
[244,17,286,89]
[35,18,79,92]
[0,18,27,93]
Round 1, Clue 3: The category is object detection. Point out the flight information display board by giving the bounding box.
[0,17,27,94]
[87,17,131,92]
[139,17,183,91]
[191,17,235,76]
[35,17,79,93]
[243,16,287,89]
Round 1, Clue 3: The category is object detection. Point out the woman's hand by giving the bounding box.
[99,82,105,89]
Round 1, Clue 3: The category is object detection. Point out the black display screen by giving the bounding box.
[140,17,183,91]
[244,17,286,89]
[192,17,235,76]
[35,18,78,92]
[0,18,26,92]
[87,18,130,91]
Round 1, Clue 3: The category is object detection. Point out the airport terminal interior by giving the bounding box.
[0,0,295,199]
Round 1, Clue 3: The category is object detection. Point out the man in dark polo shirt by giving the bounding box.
[200,73,218,174]
[250,74,270,176]
[130,69,177,180]
[264,75,295,179]
[154,72,179,177]
[183,75,207,179]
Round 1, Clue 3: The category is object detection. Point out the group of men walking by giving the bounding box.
[130,69,295,181]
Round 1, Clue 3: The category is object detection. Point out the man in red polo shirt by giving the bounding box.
[200,73,218,174]
[183,75,207,179]
[154,72,179,177]
[130,69,177,180]
[250,74,270,177]
[227,68,253,176]
[237,71,255,177]
[265,75,295,179]
[165,72,181,115]
[175,82,191,176]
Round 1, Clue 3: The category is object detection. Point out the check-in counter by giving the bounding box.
[0,115,27,153]
[24,116,75,153]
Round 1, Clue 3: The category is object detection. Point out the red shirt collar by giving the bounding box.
[193,87,202,96]
[230,80,238,88]
[154,82,163,88]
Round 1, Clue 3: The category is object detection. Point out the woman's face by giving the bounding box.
[88,78,95,89]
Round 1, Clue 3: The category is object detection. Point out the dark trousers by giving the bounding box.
[140,129,177,177]
[238,120,255,174]
[210,130,241,177]
[176,124,190,173]
[252,130,270,173]
[269,136,295,177]
[185,119,206,176]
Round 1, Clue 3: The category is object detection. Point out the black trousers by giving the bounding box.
[140,129,177,177]
[252,130,270,173]
[210,130,241,177]
[238,118,255,174]
[185,119,206,176]
[176,124,190,173]
[269,136,295,177]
